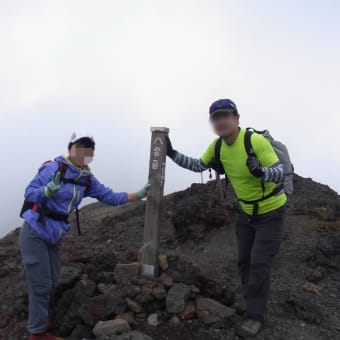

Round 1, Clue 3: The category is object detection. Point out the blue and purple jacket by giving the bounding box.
[22,155,128,244]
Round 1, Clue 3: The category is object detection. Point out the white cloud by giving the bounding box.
[0,0,339,236]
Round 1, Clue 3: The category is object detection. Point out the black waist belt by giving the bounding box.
[43,210,69,223]
[20,201,69,225]
[238,183,284,219]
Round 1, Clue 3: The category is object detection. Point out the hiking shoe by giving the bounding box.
[237,318,263,338]
[29,332,63,340]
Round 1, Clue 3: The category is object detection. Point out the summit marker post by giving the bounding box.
[140,127,169,277]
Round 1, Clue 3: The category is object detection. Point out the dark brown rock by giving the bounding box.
[114,262,140,283]
[179,301,196,320]
[152,285,167,300]
[158,273,173,288]
[79,294,127,326]
[126,297,142,313]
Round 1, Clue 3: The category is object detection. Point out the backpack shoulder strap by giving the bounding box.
[57,161,68,179]
[213,137,229,190]
[244,129,255,156]
[42,160,53,165]
[41,159,65,173]
[85,174,91,190]
[55,159,91,188]
[214,137,223,162]
[215,137,225,175]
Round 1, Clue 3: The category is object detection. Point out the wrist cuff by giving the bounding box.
[44,187,51,197]
[261,167,268,180]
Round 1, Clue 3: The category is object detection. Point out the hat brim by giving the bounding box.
[210,108,237,118]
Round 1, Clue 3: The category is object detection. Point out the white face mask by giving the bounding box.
[84,156,94,165]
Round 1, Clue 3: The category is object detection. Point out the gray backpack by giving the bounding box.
[244,128,294,194]
[210,127,294,194]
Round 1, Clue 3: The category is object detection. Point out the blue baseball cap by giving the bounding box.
[209,99,238,117]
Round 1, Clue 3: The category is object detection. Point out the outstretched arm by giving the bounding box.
[166,136,209,173]
[170,151,209,173]
[85,175,151,205]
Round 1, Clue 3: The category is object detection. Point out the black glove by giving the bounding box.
[166,136,176,158]
[246,156,264,178]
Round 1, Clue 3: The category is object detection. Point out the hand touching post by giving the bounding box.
[137,183,152,199]
[127,183,152,201]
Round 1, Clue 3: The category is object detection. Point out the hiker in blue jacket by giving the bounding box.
[19,131,151,340]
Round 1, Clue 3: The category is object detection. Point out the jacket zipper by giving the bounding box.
[67,173,82,214]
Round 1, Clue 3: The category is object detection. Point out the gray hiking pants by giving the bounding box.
[19,222,61,334]
[235,204,287,321]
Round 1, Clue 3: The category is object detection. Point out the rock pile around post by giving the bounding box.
[52,254,236,339]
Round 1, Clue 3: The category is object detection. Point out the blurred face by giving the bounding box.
[69,144,94,168]
[210,111,240,137]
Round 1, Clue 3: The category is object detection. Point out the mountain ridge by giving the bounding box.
[0,174,339,339]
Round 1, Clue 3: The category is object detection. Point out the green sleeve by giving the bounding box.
[251,133,279,167]
[200,138,219,166]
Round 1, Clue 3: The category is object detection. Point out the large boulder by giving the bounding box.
[196,297,235,326]
[171,183,232,237]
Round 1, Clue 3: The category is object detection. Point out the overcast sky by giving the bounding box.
[1,0,339,237]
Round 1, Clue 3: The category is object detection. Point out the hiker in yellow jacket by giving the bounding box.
[166,99,287,338]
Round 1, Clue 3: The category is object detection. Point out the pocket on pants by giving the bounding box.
[22,255,40,265]
[22,255,41,285]
[23,255,52,294]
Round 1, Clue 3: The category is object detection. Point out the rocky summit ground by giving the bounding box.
[0,174,340,340]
